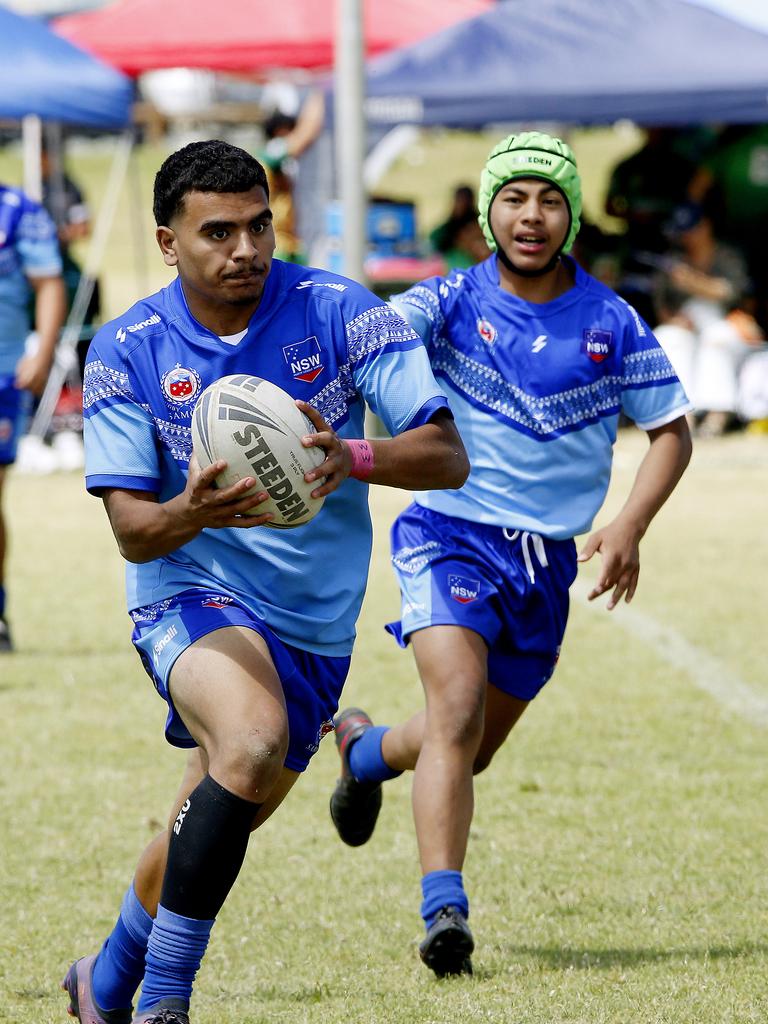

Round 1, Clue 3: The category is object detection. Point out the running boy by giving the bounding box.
[62,141,467,1024]
[329,131,692,978]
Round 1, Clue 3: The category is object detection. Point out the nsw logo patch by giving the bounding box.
[477,318,497,345]
[283,336,324,383]
[582,329,613,363]
[448,574,481,604]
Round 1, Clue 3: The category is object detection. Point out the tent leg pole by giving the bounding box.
[335,0,366,285]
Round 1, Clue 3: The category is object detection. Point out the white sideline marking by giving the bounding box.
[571,579,768,726]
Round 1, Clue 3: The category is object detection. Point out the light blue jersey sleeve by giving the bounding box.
[83,341,161,494]
[344,292,448,436]
[390,285,442,351]
[617,301,692,428]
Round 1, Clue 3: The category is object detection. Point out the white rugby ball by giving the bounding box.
[192,374,325,529]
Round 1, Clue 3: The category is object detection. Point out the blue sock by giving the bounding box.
[348,725,402,783]
[420,870,468,930]
[0,585,6,617]
[92,883,153,1011]
[137,905,213,1013]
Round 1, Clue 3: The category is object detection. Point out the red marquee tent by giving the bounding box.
[54,0,491,76]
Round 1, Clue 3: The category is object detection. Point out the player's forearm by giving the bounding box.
[32,276,67,362]
[357,414,469,491]
[614,417,692,538]
[104,490,203,563]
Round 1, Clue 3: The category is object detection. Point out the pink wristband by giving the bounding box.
[346,438,375,480]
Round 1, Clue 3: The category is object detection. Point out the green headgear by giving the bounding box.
[478,131,582,255]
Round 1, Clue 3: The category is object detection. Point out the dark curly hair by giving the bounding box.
[153,140,269,226]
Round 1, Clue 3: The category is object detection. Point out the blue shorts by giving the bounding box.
[130,588,351,772]
[0,376,31,466]
[386,504,578,701]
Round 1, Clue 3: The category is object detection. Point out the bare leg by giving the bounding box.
[381,653,529,781]
[66,627,307,1018]
[406,626,487,873]
[473,683,528,773]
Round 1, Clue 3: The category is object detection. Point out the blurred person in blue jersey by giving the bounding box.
[328,131,692,978]
[62,140,467,1024]
[0,184,66,652]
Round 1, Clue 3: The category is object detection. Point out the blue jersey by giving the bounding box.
[83,260,448,656]
[0,186,62,375]
[392,256,691,539]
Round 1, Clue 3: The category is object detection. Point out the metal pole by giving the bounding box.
[334,0,366,283]
[21,115,43,201]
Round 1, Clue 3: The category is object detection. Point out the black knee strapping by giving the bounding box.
[161,773,261,920]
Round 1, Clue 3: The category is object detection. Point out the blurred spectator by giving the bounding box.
[605,128,700,324]
[429,185,490,268]
[688,124,768,332]
[0,183,66,650]
[570,215,621,286]
[737,350,768,432]
[260,111,304,262]
[40,141,101,377]
[38,142,99,466]
[653,202,765,436]
[41,143,90,250]
[260,91,327,264]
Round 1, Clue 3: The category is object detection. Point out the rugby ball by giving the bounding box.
[191,374,325,529]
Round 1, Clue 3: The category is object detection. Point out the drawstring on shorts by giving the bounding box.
[503,528,549,584]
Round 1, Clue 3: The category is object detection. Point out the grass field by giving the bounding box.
[2,428,767,1024]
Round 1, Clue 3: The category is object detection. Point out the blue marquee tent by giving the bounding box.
[365,0,768,127]
[0,4,132,128]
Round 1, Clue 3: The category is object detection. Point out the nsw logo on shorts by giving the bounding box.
[283,336,324,383]
[448,574,481,604]
[201,595,233,609]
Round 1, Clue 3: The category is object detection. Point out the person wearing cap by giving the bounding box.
[327,131,693,977]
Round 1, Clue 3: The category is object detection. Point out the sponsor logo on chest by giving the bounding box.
[116,313,162,344]
[582,328,614,363]
[296,280,347,292]
[283,336,325,383]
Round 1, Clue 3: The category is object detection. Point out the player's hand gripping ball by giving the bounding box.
[192,374,326,529]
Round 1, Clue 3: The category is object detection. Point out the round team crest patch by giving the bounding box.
[477,318,497,345]
[161,364,201,404]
